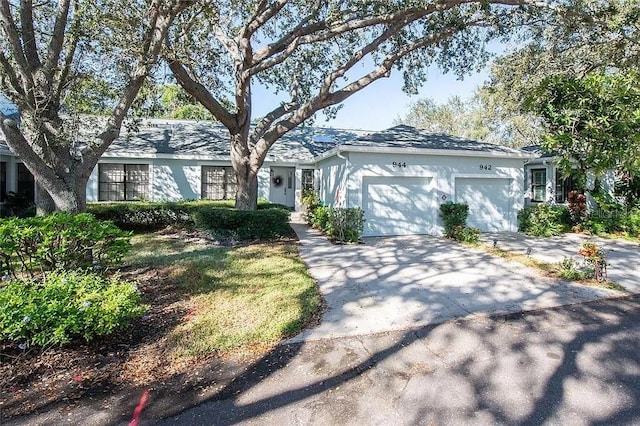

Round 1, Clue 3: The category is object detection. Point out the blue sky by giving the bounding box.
[252,65,489,131]
[251,38,505,132]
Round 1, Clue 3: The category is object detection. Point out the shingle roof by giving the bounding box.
[522,144,554,158]
[107,120,364,163]
[0,94,19,119]
[1,120,533,162]
[342,124,527,155]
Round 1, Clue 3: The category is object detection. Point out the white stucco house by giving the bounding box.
[314,125,533,236]
[1,119,539,236]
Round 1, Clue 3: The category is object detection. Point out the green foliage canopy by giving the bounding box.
[525,71,640,182]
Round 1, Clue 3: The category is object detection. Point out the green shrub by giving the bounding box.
[0,213,131,277]
[326,208,365,243]
[193,207,292,240]
[518,205,570,237]
[0,270,146,346]
[453,226,481,244]
[624,208,640,236]
[88,202,195,231]
[557,257,587,281]
[439,202,469,238]
[310,205,330,231]
[87,200,286,231]
[584,214,616,235]
[584,208,640,237]
[301,189,320,211]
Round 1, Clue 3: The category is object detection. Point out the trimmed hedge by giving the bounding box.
[193,207,293,240]
[439,202,469,238]
[87,200,288,232]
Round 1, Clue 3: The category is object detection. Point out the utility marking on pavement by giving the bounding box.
[129,390,149,426]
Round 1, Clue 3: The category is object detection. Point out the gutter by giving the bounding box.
[313,145,537,163]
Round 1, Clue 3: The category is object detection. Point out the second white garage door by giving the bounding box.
[362,176,437,237]
[455,177,514,232]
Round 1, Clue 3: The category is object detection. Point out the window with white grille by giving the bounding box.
[98,164,149,201]
[201,166,236,200]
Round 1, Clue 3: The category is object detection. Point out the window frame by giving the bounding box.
[555,173,575,204]
[0,161,6,202]
[16,163,35,203]
[301,169,315,191]
[98,163,150,202]
[201,166,236,200]
[530,168,547,203]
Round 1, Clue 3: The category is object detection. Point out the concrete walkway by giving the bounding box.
[481,232,640,293]
[290,219,622,342]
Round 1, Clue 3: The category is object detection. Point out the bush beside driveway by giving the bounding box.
[480,232,640,293]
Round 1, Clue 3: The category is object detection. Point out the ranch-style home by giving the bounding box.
[1,119,540,236]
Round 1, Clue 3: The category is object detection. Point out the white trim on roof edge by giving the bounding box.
[314,145,535,163]
[100,151,317,166]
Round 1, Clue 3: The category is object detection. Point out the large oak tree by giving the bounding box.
[166,0,553,210]
[0,0,192,213]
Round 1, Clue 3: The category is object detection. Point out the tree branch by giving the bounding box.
[85,0,194,165]
[250,102,298,144]
[166,57,238,130]
[20,0,41,70]
[250,3,450,69]
[252,19,485,165]
[43,0,72,83]
[0,51,26,99]
[54,0,80,101]
[0,0,34,98]
[243,0,289,38]
[0,113,60,185]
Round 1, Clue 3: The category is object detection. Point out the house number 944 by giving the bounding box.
[392,161,407,168]
[479,164,492,170]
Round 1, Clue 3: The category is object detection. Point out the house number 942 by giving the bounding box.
[392,161,407,168]
[479,164,492,170]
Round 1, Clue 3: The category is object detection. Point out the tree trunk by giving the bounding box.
[35,184,56,216]
[230,129,260,210]
[37,173,88,214]
[235,165,259,210]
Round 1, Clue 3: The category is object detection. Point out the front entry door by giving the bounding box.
[270,167,295,207]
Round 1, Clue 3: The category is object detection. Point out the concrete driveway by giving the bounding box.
[481,232,640,293]
[290,222,621,342]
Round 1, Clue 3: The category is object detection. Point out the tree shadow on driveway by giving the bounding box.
[151,295,640,425]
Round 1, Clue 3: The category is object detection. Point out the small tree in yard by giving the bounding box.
[165,0,558,210]
[0,0,193,214]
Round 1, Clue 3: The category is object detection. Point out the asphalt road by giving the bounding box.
[156,295,640,426]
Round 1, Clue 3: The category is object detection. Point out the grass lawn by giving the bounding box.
[1,229,322,421]
[126,231,322,358]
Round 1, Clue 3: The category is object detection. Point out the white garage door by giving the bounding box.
[363,176,437,237]
[455,177,513,232]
